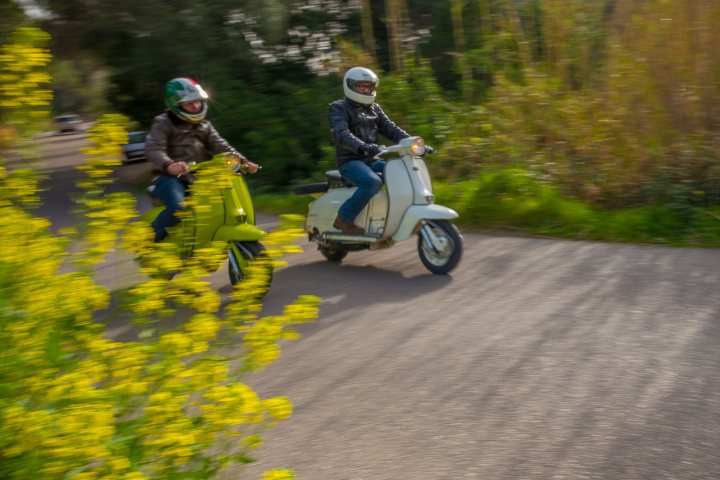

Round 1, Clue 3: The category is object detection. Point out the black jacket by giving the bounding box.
[329,98,410,167]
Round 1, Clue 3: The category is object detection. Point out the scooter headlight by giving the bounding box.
[223,153,243,172]
[411,137,426,156]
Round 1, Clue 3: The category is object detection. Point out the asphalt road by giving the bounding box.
[16,132,720,480]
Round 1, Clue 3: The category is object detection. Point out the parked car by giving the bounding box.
[54,114,83,134]
[121,130,146,163]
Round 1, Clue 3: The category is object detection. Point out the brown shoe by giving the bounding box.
[333,215,364,234]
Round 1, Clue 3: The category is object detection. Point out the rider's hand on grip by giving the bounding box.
[242,160,260,174]
[360,143,383,158]
[425,145,435,154]
[167,161,188,176]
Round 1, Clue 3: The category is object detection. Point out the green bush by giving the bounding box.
[434,167,720,246]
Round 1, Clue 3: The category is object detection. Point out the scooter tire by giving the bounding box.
[417,220,463,275]
[228,241,274,295]
[319,245,348,262]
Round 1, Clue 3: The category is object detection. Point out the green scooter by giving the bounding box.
[140,153,269,286]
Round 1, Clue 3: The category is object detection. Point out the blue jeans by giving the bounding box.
[337,159,386,222]
[151,175,188,241]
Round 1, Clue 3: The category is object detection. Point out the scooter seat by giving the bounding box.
[147,176,160,197]
[325,170,350,188]
[325,169,384,188]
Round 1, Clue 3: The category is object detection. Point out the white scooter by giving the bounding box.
[295,136,463,274]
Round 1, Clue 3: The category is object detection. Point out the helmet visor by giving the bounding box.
[353,81,376,94]
[180,100,205,114]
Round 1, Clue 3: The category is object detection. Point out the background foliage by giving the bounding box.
[3,1,720,476]
[8,0,720,218]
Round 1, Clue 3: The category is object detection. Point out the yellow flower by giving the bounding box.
[262,469,295,480]
[263,397,293,422]
[243,434,264,449]
[123,472,149,480]
[0,87,318,478]
[159,331,193,354]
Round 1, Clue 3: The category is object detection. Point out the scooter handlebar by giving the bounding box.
[375,137,429,158]
[177,159,262,178]
[376,145,405,158]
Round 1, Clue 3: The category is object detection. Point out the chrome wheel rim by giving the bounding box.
[420,222,454,267]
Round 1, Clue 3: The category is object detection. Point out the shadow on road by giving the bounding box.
[99,252,455,343]
[256,255,455,335]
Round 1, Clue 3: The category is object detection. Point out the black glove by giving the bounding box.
[359,143,383,158]
[425,145,435,154]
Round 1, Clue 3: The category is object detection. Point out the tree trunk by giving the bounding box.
[360,0,377,63]
[478,0,494,37]
[450,0,472,102]
[505,0,532,69]
[384,0,405,72]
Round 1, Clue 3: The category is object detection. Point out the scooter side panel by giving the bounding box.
[142,195,226,248]
[139,205,195,253]
[214,224,266,242]
[306,188,389,236]
[392,204,459,242]
[306,188,354,233]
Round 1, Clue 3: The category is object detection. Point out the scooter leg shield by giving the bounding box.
[213,224,267,242]
[392,204,459,242]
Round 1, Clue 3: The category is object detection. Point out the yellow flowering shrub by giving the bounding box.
[0,27,53,144]
[1,27,318,480]
[262,470,295,480]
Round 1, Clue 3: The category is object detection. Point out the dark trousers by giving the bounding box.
[337,159,386,222]
[151,175,187,241]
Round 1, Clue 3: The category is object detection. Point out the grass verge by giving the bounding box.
[254,169,720,247]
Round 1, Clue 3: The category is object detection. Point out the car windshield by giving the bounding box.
[127,131,146,143]
[57,116,79,123]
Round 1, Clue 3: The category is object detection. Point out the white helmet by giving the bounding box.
[343,67,379,105]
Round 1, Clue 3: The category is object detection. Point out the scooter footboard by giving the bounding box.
[392,204,459,242]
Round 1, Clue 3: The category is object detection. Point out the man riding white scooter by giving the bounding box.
[329,66,433,234]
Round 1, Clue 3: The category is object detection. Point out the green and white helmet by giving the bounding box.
[164,77,209,123]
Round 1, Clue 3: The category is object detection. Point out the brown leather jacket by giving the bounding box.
[145,111,246,174]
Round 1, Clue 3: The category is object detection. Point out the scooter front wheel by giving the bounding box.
[417,220,463,275]
[228,241,274,294]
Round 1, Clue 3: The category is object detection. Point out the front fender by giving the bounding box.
[392,204,458,242]
[214,224,266,242]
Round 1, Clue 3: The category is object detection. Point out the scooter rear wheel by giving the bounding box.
[319,245,348,262]
[417,220,463,275]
